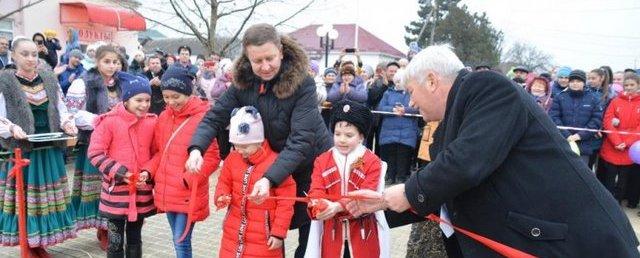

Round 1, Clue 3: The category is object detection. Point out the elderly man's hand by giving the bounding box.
[384,184,411,213]
[345,189,385,217]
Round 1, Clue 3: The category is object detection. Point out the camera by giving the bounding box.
[344,48,356,53]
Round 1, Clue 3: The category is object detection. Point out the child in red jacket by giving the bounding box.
[214,106,296,258]
[599,73,640,207]
[142,66,221,258]
[306,100,390,258]
[88,72,156,258]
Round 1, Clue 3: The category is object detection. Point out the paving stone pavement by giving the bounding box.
[0,165,411,258]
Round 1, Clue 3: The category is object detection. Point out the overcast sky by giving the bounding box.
[148,0,640,71]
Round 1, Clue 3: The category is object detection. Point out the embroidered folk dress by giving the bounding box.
[0,72,77,247]
[65,72,120,230]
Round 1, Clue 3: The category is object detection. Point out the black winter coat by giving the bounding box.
[397,70,638,257]
[189,36,333,228]
[144,69,165,115]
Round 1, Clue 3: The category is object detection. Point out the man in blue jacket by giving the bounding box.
[55,49,85,95]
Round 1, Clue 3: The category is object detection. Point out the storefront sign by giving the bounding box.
[76,28,114,42]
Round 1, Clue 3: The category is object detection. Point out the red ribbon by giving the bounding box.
[7,149,31,258]
[266,194,537,258]
[127,171,139,222]
[177,177,199,243]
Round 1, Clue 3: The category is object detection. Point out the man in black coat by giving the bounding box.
[347,45,639,257]
[186,24,333,258]
[144,56,166,115]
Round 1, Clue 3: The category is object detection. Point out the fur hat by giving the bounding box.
[118,71,151,101]
[229,106,264,145]
[340,65,356,76]
[330,100,372,137]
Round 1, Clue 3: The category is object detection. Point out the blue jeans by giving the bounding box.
[166,212,194,258]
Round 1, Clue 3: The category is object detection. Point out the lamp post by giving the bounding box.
[316,24,339,68]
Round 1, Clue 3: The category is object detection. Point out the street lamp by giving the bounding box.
[316,24,339,68]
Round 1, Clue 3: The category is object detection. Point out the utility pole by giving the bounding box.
[429,0,438,46]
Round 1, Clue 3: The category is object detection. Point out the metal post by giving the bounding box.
[324,33,330,68]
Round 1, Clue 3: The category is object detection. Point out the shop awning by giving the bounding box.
[60,3,146,31]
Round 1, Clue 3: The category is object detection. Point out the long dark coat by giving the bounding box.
[397,70,638,257]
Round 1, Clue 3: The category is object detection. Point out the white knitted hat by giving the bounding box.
[229,106,264,144]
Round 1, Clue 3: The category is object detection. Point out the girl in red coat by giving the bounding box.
[88,72,156,258]
[142,66,221,258]
[214,106,296,258]
[598,73,640,207]
[306,100,390,258]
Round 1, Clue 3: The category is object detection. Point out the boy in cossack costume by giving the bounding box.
[305,100,390,258]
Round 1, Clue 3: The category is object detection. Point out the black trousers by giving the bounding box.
[626,164,640,206]
[294,223,310,258]
[380,143,414,183]
[598,160,633,201]
[107,218,144,254]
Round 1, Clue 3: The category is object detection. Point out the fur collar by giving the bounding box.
[232,36,309,99]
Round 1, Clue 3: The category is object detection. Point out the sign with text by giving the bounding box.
[75,27,114,42]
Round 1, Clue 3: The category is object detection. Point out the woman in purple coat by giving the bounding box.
[326,65,367,105]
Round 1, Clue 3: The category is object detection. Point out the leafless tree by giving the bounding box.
[124,0,314,56]
[503,42,553,72]
[0,0,46,21]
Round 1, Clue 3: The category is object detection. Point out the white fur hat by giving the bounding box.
[229,106,264,145]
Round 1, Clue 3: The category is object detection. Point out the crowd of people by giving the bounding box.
[0,22,639,258]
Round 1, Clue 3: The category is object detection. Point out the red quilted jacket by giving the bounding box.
[89,103,157,221]
[144,97,221,221]
[214,142,296,258]
[600,92,640,165]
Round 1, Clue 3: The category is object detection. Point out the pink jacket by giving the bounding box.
[89,103,157,221]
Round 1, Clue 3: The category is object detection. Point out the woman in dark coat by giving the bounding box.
[186,23,333,258]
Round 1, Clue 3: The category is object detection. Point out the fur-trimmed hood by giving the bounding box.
[232,35,309,99]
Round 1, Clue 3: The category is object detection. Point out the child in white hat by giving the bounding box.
[214,106,297,258]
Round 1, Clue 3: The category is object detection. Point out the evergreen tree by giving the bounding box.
[405,1,503,67]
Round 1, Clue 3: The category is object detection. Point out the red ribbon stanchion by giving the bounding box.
[7,148,31,258]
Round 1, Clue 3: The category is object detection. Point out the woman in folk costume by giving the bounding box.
[306,100,390,258]
[88,72,157,258]
[142,66,221,258]
[214,106,296,258]
[65,45,122,249]
[0,37,78,258]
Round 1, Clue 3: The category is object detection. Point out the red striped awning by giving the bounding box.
[60,2,146,31]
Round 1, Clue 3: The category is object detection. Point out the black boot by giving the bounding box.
[107,250,124,258]
[126,244,142,258]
